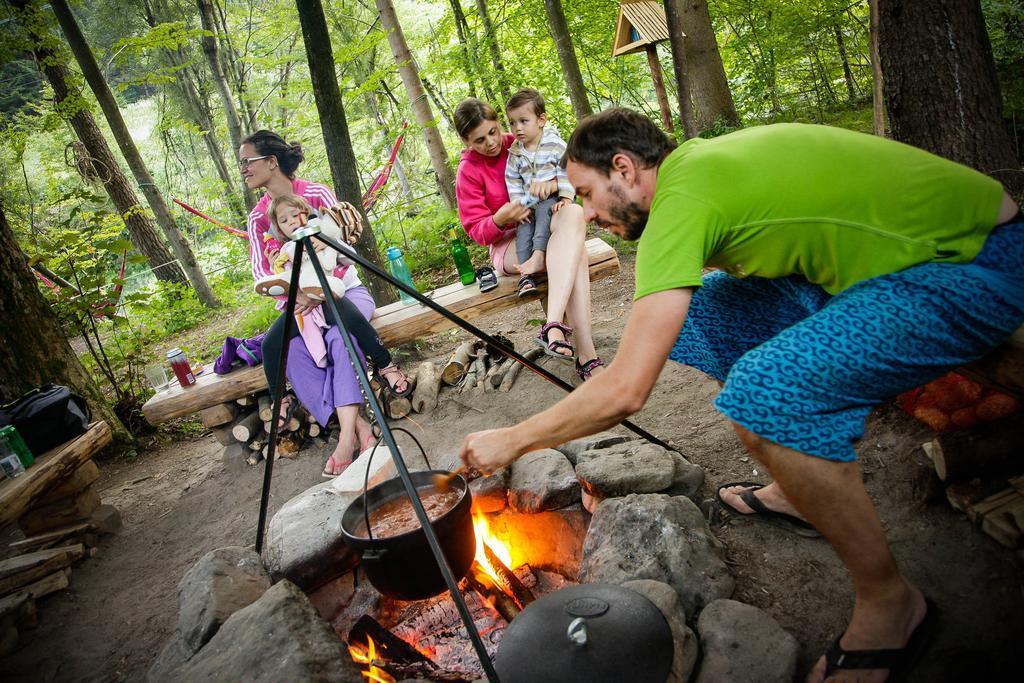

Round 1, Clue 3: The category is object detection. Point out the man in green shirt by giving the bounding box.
[460,109,1022,682]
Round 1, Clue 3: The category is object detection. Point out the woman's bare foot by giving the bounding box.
[805,581,928,683]
[719,482,807,521]
[324,432,356,477]
[517,250,545,276]
[354,416,379,453]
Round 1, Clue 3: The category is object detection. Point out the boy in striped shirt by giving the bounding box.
[504,88,576,296]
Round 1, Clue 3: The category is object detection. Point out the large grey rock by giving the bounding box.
[508,449,579,513]
[662,451,705,502]
[177,546,271,654]
[172,580,362,682]
[469,467,509,513]
[696,599,799,683]
[575,442,676,497]
[556,431,635,465]
[146,637,191,683]
[623,580,698,683]
[581,494,733,615]
[262,480,360,591]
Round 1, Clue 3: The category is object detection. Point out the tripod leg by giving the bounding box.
[255,239,305,554]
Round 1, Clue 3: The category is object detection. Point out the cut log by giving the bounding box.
[972,488,1024,548]
[8,522,92,553]
[461,356,487,394]
[308,422,321,438]
[0,553,71,597]
[277,429,305,459]
[483,358,508,393]
[442,341,476,386]
[22,568,71,600]
[925,419,1023,482]
[482,543,534,608]
[348,614,435,666]
[36,461,100,505]
[258,394,274,422]
[411,362,441,413]
[210,425,239,447]
[18,488,101,537]
[0,422,111,527]
[0,545,84,581]
[465,561,520,622]
[235,394,256,407]
[499,348,543,392]
[230,409,262,442]
[198,402,240,428]
[0,592,36,631]
[382,392,412,420]
[89,504,122,534]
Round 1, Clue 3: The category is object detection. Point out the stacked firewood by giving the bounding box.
[203,392,324,466]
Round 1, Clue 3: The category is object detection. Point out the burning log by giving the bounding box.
[349,614,435,667]
[482,543,535,609]
[465,561,520,622]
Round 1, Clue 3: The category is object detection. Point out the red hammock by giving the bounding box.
[34,247,129,319]
[174,122,410,238]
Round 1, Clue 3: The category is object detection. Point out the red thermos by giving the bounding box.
[167,348,196,388]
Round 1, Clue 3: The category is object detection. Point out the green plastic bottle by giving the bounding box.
[449,228,476,285]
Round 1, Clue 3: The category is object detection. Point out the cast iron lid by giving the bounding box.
[493,583,673,683]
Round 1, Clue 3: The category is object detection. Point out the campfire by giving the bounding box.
[342,506,567,681]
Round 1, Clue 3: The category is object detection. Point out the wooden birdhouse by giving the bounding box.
[612,0,670,57]
[612,0,678,133]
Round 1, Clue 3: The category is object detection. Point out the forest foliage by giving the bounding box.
[0,0,1021,431]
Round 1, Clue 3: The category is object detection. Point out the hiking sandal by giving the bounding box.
[535,321,575,361]
[517,274,539,298]
[378,363,413,398]
[477,266,498,293]
[575,356,605,381]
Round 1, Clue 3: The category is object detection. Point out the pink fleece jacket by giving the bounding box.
[455,133,517,246]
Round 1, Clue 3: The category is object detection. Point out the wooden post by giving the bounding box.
[645,44,674,133]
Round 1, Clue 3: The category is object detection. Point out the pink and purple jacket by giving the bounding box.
[455,133,517,247]
[246,178,339,280]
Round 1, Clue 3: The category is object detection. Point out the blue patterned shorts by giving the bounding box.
[669,219,1024,461]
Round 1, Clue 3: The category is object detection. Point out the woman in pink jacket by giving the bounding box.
[454,99,604,381]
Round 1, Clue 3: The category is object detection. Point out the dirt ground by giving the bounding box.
[1,256,1021,682]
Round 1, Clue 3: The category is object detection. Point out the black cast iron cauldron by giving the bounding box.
[340,470,475,601]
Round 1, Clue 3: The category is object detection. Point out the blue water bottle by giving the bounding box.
[386,246,417,304]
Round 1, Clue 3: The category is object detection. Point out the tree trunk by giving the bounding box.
[0,201,131,449]
[834,24,858,101]
[677,0,739,131]
[141,0,248,218]
[196,0,256,209]
[447,0,483,97]
[663,0,698,139]
[473,0,510,103]
[50,0,219,308]
[869,0,888,136]
[295,0,395,305]
[542,0,592,121]
[12,0,187,286]
[877,0,1019,191]
[213,0,257,128]
[375,0,458,210]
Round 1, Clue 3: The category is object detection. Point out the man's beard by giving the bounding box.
[607,183,649,240]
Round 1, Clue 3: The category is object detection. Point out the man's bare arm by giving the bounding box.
[461,287,693,472]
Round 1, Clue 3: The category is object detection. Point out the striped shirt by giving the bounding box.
[504,126,574,203]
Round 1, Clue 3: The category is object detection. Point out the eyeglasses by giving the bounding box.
[239,155,270,169]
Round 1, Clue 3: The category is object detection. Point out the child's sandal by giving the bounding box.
[517,274,539,298]
[535,321,575,361]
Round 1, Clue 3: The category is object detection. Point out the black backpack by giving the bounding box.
[0,384,91,456]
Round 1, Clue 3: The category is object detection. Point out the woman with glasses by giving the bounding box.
[240,130,410,476]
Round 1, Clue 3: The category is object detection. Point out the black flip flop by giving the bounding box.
[715,481,821,538]
[824,597,940,682]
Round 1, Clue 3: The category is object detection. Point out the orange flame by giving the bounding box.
[472,511,514,581]
[347,636,396,683]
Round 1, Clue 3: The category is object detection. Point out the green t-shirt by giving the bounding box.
[634,123,1004,300]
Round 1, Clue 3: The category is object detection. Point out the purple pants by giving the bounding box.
[287,286,376,426]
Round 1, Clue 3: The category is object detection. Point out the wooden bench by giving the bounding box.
[141,237,621,425]
[0,421,113,530]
